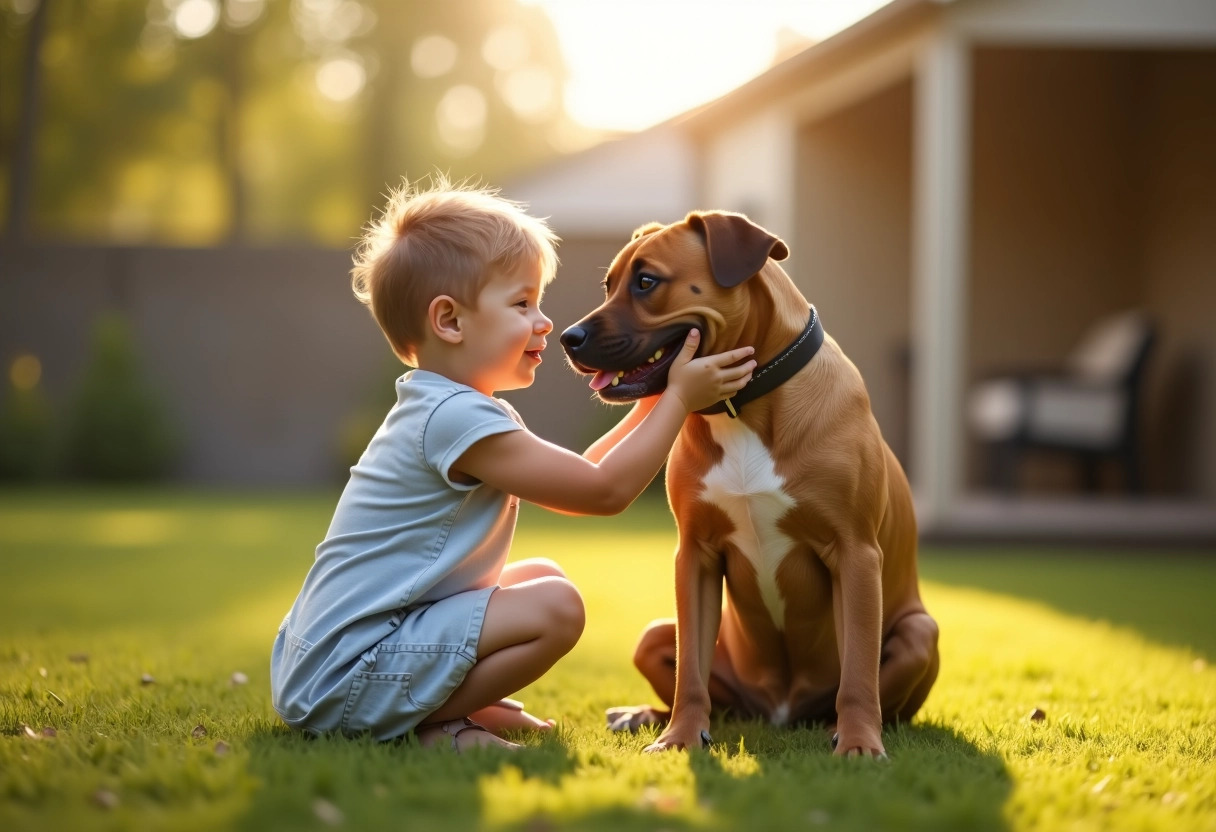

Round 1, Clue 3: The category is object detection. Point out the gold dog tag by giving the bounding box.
[724,398,738,418]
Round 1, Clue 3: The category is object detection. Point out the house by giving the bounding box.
[506,0,1216,541]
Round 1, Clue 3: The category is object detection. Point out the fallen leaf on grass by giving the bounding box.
[41,727,57,738]
[230,672,249,686]
[140,674,156,686]
[38,667,47,678]
[214,741,230,756]
[92,789,119,810]
[191,725,208,739]
[1029,708,1047,722]
[21,725,39,740]
[313,798,344,826]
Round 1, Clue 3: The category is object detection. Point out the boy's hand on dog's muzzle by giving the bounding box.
[666,329,756,414]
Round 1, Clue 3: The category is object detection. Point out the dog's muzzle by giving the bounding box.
[560,321,689,402]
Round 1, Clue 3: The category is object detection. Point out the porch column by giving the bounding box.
[911,31,971,525]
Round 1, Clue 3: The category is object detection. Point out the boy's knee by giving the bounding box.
[527,557,567,579]
[544,578,585,641]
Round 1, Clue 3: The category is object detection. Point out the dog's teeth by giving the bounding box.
[654,349,663,360]
[616,371,624,378]
[611,377,620,387]
[648,357,655,363]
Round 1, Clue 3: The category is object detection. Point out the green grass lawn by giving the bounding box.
[2,488,1214,832]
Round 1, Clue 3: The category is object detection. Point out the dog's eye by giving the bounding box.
[636,273,659,292]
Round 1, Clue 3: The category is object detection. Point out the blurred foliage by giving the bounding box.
[0,358,55,479]
[0,0,590,245]
[63,311,179,480]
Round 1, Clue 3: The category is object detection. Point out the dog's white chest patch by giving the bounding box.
[699,418,796,630]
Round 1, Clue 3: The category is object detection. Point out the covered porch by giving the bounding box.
[689,0,1216,541]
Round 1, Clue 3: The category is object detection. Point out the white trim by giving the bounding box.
[922,496,1216,542]
[911,30,971,524]
[948,0,1216,46]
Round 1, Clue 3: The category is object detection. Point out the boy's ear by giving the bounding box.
[428,295,463,345]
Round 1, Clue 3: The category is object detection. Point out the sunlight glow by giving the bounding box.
[522,0,893,131]
[315,54,366,102]
[224,0,266,28]
[498,65,557,122]
[436,84,488,155]
[411,34,459,78]
[169,0,220,40]
[9,355,41,391]
[483,24,531,71]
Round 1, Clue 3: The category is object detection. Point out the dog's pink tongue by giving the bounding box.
[589,371,615,391]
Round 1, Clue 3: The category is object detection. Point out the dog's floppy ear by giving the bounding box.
[685,211,789,288]
[631,222,665,241]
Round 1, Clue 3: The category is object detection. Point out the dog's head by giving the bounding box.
[560,210,789,402]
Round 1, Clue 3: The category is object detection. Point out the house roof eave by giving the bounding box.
[675,0,944,138]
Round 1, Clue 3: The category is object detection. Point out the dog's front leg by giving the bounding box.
[830,539,887,758]
[644,543,721,753]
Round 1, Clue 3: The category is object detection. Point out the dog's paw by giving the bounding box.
[606,705,669,733]
[831,730,888,760]
[642,724,711,753]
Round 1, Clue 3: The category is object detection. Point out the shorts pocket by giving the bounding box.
[339,671,415,739]
[373,644,475,712]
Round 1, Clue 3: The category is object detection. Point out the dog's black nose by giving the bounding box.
[560,325,587,351]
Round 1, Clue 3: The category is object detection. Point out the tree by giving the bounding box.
[2,0,49,241]
[0,0,585,245]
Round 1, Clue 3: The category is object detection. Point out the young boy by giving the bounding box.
[270,179,755,751]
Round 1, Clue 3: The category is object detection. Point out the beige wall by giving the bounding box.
[966,47,1216,497]
[968,48,1142,375]
[794,78,914,468]
[1137,50,1216,497]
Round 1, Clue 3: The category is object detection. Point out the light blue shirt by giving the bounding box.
[272,370,524,716]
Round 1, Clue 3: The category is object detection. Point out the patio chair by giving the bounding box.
[967,309,1156,493]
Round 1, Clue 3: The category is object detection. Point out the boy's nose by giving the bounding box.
[536,312,553,334]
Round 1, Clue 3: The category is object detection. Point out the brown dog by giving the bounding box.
[560,211,939,757]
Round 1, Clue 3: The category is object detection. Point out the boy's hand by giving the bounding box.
[666,329,756,413]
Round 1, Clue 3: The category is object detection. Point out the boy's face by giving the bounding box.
[461,261,553,395]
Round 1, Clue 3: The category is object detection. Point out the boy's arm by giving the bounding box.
[454,331,753,516]
[582,397,659,464]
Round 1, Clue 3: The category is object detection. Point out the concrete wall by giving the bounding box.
[2,244,383,484]
[0,238,635,485]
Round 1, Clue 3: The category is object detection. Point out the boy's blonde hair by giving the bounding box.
[351,177,560,364]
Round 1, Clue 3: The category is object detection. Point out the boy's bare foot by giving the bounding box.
[470,698,556,735]
[415,717,520,751]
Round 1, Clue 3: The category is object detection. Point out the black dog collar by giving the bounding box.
[697,305,823,418]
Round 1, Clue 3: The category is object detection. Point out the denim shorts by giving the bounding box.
[272,584,496,741]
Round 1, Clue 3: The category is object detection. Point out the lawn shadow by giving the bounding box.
[234,722,580,831]
[486,719,1011,832]
[921,546,1216,659]
[684,719,1012,832]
